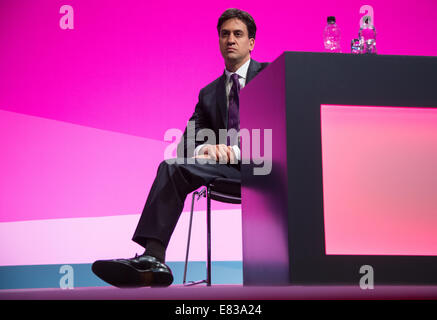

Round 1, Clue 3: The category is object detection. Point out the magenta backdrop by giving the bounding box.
[1,1,437,266]
[1,0,437,142]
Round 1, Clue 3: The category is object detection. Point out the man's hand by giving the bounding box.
[193,144,237,164]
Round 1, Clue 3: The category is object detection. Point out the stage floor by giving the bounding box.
[1,285,437,300]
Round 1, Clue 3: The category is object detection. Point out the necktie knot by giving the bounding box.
[230,73,240,92]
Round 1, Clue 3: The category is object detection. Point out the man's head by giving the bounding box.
[217,9,256,70]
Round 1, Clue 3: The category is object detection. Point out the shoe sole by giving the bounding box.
[92,260,173,288]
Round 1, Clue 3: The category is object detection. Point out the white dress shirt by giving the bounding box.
[194,58,251,161]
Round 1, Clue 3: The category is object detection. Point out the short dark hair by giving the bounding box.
[217,8,257,39]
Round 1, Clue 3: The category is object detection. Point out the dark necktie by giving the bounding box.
[227,73,240,146]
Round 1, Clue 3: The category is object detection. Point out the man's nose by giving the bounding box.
[227,34,236,45]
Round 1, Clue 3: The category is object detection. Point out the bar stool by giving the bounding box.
[183,178,241,286]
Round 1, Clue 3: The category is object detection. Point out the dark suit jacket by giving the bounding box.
[177,59,269,158]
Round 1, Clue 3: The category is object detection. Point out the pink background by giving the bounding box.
[1,1,437,266]
[1,0,436,143]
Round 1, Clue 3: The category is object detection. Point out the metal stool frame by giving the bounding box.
[183,182,241,286]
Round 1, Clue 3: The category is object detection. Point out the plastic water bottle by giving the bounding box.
[358,16,377,54]
[323,16,341,53]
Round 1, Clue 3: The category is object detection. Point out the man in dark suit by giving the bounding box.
[92,8,268,287]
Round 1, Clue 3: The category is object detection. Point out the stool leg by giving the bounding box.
[183,191,198,285]
[206,186,212,286]
[183,188,207,286]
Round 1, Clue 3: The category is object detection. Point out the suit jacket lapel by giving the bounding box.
[217,72,228,129]
[246,59,262,85]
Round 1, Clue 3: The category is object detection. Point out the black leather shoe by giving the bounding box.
[92,254,173,288]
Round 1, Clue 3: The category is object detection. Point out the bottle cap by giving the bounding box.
[327,16,336,23]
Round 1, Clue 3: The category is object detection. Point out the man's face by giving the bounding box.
[219,18,255,66]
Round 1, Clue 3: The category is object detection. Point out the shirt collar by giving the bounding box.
[225,58,251,82]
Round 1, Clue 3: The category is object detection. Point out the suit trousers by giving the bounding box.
[132,158,240,249]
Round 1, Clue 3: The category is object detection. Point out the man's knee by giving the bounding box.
[161,157,208,167]
[158,158,190,175]
[160,158,187,168]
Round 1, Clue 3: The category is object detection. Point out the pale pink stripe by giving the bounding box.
[0,109,235,222]
[0,209,242,266]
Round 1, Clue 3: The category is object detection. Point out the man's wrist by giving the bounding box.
[194,144,207,157]
[231,145,241,161]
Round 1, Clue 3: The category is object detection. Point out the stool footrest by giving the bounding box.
[183,279,208,286]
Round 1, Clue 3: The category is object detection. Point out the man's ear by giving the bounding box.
[249,38,255,52]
